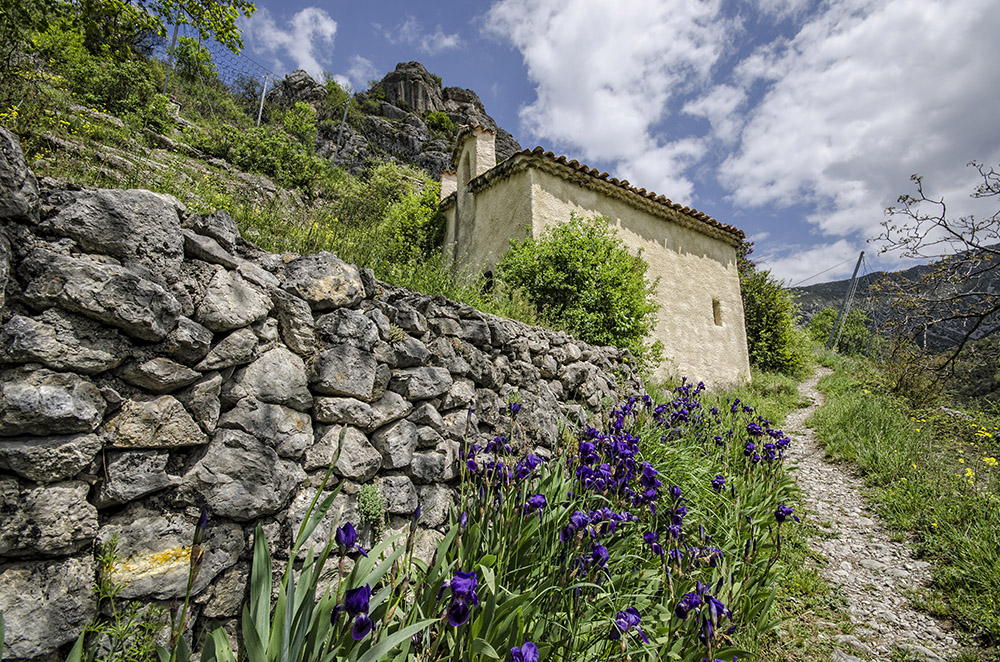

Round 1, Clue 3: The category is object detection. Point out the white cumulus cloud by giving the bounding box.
[485,0,732,202]
[378,17,464,56]
[721,0,1000,246]
[243,7,337,79]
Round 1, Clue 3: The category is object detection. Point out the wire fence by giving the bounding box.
[152,24,276,127]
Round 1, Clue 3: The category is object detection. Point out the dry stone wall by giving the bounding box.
[0,128,642,661]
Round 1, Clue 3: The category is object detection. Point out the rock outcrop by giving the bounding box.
[0,126,640,660]
[270,62,521,179]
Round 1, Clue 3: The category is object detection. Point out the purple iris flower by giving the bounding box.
[608,606,649,643]
[775,504,800,524]
[524,493,547,520]
[334,523,367,557]
[643,531,663,556]
[743,441,756,456]
[332,585,373,640]
[675,592,702,619]
[592,544,609,568]
[459,510,468,529]
[509,402,521,417]
[443,570,480,626]
[711,475,725,492]
[510,640,539,662]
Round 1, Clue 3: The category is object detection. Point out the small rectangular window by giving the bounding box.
[712,299,723,326]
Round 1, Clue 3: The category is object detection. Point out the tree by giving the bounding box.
[496,214,661,365]
[876,161,1000,385]
[737,241,810,376]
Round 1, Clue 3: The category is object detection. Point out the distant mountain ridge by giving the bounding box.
[791,246,1000,351]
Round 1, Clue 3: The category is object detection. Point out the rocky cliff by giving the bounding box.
[0,127,640,660]
[269,62,521,179]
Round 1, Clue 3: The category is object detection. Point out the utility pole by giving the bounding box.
[827,251,864,351]
[256,73,269,127]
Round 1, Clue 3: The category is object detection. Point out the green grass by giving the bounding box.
[809,356,1000,651]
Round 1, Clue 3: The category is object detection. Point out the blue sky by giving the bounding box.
[232,0,1000,285]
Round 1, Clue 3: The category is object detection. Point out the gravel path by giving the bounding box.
[784,367,961,662]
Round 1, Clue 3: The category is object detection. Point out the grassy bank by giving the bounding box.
[809,354,1000,651]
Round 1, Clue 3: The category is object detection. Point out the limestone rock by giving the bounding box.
[316,308,378,350]
[367,389,413,431]
[39,188,185,281]
[160,317,213,364]
[195,327,258,370]
[182,428,305,521]
[0,366,105,436]
[0,230,9,310]
[282,252,364,310]
[272,288,315,355]
[389,366,453,400]
[1,126,39,223]
[96,450,177,505]
[102,395,207,448]
[392,302,427,334]
[417,484,453,528]
[97,507,244,599]
[223,346,312,411]
[21,249,181,340]
[218,397,313,459]
[176,372,222,433]
[309,344,377,400]
[0,432,101,483]
[120,356,200,393]
[0,479,98,557]
[408,402,445,432]
[0,310,131,374]
[371,419,417,469]
[182,229,238,269]
[306,425,381,482]
[182,209,240,253]
[0,555,96,659]
[377,475,418,515]
[196,268,272,331]
[392,335,430,367]
[441,378,476,409]
[408,440,458,484]
[313,396,375,428]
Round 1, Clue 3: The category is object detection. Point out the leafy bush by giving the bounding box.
[280,101,317,147]
[425,111,453,134]
[497,213,661,364]
[807,307,873,355]
[740,269,810,376]
[174,36,216,81]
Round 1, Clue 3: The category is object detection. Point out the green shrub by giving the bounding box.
[174,35,216,81]
[497,213,661,364]
[741,269,810,376]
[807,307,873,355]
[280,101,317,148]
[425,111,453,134]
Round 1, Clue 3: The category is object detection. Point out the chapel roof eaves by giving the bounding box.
[440,147,745,245]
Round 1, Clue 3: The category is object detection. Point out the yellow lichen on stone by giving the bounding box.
[113,546,192,580]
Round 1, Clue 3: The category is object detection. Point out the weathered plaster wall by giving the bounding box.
[527,169,751,386]
[0,128,642,661]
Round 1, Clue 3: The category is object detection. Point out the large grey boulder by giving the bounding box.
[0,432,101,483]
[282,252,365,310]
[96,450,178,505]
[0,310,131,374]
[313,396,375,428]
[0,367,105,436]
[21,249,182,340]
[182,209,240,253]
[218,397,313,459]
[0,479,98,557]
[222,346,312,411]
[102,395,208,448]
[38,188,185,281]
[160,317,213,364]
[97,506,243,599]
[0,126,39,223]
[366,389,412,431]
[182,428,305,521]
[196,268,272,331]
[0,555,96,659]
[309,344,377,400]
[376,474,418,515]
